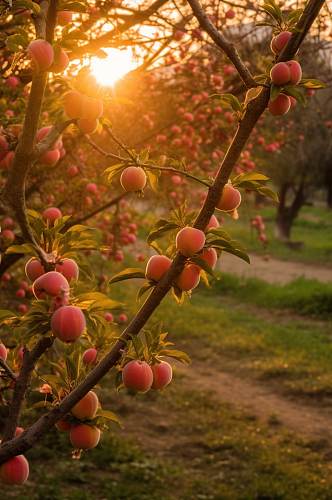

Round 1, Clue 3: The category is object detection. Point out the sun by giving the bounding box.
[90,48,138,86]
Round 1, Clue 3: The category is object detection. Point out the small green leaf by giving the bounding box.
[109,268,146,285]
[270,84,282,101]
[158,349,191,364]
[213,93,243,113]
[5,243,37,255]
[300,78,327,89]
[97,409,122,426]
[257,186,279,203]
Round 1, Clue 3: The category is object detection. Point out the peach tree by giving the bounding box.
[0,0,327,485]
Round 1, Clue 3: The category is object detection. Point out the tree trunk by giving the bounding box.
[275,181,305,242]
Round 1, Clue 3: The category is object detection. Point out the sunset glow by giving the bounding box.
[90,48,138,86]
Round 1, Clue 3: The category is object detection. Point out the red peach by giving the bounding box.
[71,390,99,419]
[225,8,235,19]
[77,118,98,134]
[268,94,291,116]
[5,76,20,88]
[120,167,147,192]
[63,90,84,119]
[0,343,7,361]
[2,229,15,243]
[81,97,103,120]
[51,306,86,343]
[270,31,292,54]
[15,427,24,436]
[67,165,79,177]
[151,361,172,390]
[0,455,29,485]
[176,264,200,291]
[104,312,114,322]
[176,227,206,257]
[145,255,172,281]
[40,148,60,166]
[56,258,79,281]
[83,348,98,365]
[27,39,54,71]
[52,48,69,73]
[122,360,153,393]
[206,214,219,231]
[33,271,69,299]
[270,62,291,85]
[2,216,14,229]
[25,258,45,281]
[286,60,302,85]
[217,184,241,211]
[43,206,62,223]
[200,248,218,269]
[70,424,100,449]
[118,313,127,324]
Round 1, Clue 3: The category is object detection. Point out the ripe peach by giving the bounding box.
[56,258,79,282]
[67,165,79,177]
[83,348,98,365]
[15,427,24,436]
[0,343,7,361]
[51,306,86,342]
[36,126,62,149]
[268,94,291,116]
[5,76,20,88]
[57,10,73,25]
[206,214,219,230]
[217,184,241,211]
[176,264,200,291]
[104,312,114,322]
[145,255,172,281]
[81,97,103,120]
[63,90,84,119]
[176,227,206,257]
[52,48,69,73]
[27,39,54,71]
[43,206,62,223]
[122,360,153,393]
[2,229,15,243]
[77,118,99,135]
[0,455,29,485]
[33,271,69,299]
[270,62,291,86]
[70,424,100,449]
[40,148,60,166]
[25,258,45,281]
[118,313,127,324]
[225,8,235,19]
[200,247,218,269]
[286,60,302,85]
[2,216,14,229]
[71,390,99,419]
[56,419,71,431]
[270,31,292,54]
[151,361,172,390]
[120,167,147,192]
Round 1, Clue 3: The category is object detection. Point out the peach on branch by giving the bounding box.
[268,94,291,116]
[5,76,20,88]
[118,313,128,324]
[270,62,291,86]
[122,360,153,393]
[33,271,69,299]
[200,247,218,270]
[40,148,60,166]
[71,390,99,420]
[27,39,54,71]
[206,214,219,231]
[2,229,15,243]
[176,264,200,291]
[51,306,86,343]
[270,31,292,54]
[176,227,205,257]
[0,343,7,361]
[217,184,241,212]
[83,348,98,365]
[56,419,71,432]
[43,206,62,223]
[120,166,147,192]
[145,255,172,281]
[77,118,99,135]
[0,455,29,485]
[151,361,173,390]
[70,424,101,449]
[15,427,24,437]
[63,90,84,119]
[81,97,103,120]
[25,258,45,281]
[104,312,114,322]
[286,60,302,85]
[56,258,79,282]
[51,48,69,73]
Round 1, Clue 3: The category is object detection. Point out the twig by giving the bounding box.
[0,359,16,382]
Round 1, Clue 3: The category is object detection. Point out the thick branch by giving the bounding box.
[187,0,257,88]
[2,336,54,442]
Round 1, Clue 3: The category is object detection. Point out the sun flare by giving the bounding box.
[90,48,138,86]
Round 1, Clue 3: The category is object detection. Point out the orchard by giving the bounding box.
[0,0,331,496]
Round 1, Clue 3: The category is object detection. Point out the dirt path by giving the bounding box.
[178,361,332,442]
[219,252,332,284]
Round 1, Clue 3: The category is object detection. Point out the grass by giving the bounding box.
[222,204,332,265]
[211,272,332,318]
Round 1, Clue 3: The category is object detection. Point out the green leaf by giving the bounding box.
[137,282,155,301]
[146,168,159,192]
[6,34,28,52]
[300,78,327,90]
[282,85,306,105]
[270,84,282,101]
[158,349,191,364]
[97,409,122,426]
[190,256,215,277]
[212,93,243,113]
[0,309,17,322]
[232,172,269,187]
[147,221,179,245]
[109,268,146,285]
[257,186,279,203]
[5,243,36,255]
[244,87,263,108]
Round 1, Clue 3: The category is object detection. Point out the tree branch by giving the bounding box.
[186,0,257,88]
